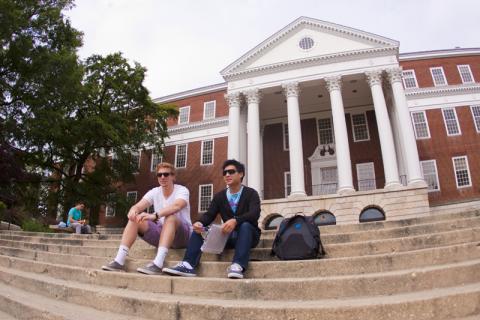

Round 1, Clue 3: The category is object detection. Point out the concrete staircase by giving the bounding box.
[0,210,479,319]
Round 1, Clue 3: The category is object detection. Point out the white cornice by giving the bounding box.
[221,16,399,78]
[223,46,398,81]
[405,83,480,98]
[400,48,480,61]
[153,83,226,104]
[167,117,229,135]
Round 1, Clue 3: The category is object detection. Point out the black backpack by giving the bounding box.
[271,214,325,260]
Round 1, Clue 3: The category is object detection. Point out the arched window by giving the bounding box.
[313,211,336,226]
[264,214,284,230]
[359,206,385,223]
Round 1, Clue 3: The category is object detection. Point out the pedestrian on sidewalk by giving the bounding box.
[67,201,92,234]
[101,162,192,275]
[163,159,261,279]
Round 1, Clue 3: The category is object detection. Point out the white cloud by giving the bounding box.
[67,0,480,98]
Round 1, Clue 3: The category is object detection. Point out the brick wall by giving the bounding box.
[400,56,480,88]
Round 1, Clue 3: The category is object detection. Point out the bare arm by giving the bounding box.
[156,198,187,218]
[127,198,152,221]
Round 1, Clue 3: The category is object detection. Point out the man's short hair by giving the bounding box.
[75,200,85,206]
[156,162,175,175]
[222,159,245,181]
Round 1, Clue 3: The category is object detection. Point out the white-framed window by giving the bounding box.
[452,156,472,188]
[457,65,475,84]
[105,193,116,217]
[198,184,213,212]
[356,162,376,191]
[420,160,440,192]
[470,105,480,133]
[284,172,291,197]
[283,122,289,150]
[319,167,338,195]
[442,108,461,136]
[150,150,163,172]
[126,191,138,204]
[131,150,140,172]
[430,67,448,86]
[318,117,334,145]
[201,140,214,165]
[411,111,431,139]
[402,69,419,89]
[203,100,216,120]
[178,106,190,125]
[175,144,187,168]
[351,113,370,142]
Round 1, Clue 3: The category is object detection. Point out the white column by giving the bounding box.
[239,104,248,184]
[226,92,241,160]
[260,125,265,199]
[325,76,355,194]
[245,89,262,194]
[282,82,306,197]
[387,67,426,187]
[365,70,401,189]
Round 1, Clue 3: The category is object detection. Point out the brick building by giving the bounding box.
[98,17,480,228]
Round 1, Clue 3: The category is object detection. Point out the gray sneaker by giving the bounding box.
[101,260,126,272]
[137,262,163,275]
[227,263,244,279]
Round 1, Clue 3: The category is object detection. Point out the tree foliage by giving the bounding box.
[0,0,177,224]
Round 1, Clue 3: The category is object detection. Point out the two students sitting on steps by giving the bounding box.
[102,159,261,279]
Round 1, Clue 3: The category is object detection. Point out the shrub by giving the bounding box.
[21,218,52,233]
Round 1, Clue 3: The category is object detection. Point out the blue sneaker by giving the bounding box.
[162,262,197,277]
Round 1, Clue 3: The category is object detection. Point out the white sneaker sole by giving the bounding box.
[162,268,197,277]
[136,267,162,275]
[227,272,244,279]
[101,266,125,272]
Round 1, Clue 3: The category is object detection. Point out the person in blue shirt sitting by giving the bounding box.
[67,201,92,234]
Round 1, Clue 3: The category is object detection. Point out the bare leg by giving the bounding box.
[158,215,180,248]
[120,219,150,248]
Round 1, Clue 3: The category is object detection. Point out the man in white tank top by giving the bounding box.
[102,162,192,275]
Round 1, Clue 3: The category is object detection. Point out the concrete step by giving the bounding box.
[0,309,16,320]
[1,208,478,241]
[1,240,479,278]
[0,264,478,320]
[1,226,479,262]
[263,215,480,244]
[262,209,480,235]
[2,214,479,252]
[1,253,480,301]
[0,281,148,320]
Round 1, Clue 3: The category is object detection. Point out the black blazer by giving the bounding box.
[198,185,261,233]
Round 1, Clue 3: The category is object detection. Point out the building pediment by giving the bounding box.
[221,17,399,80]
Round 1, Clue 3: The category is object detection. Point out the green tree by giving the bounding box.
[1,1,177,224]
[1,0,82,218]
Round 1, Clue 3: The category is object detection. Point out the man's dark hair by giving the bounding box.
[75,200,85,205]
[222,159,245,181]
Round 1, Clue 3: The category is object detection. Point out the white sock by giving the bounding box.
[114,244,129,266]
[153,246,168,268]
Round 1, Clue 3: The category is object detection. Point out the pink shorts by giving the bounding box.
[140,219,191,249]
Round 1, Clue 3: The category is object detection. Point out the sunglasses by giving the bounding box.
[223,169,237,176]
[157,172,172,178]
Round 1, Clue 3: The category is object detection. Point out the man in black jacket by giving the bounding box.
[163,159,261,279]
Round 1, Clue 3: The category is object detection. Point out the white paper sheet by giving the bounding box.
[200,224,230,254]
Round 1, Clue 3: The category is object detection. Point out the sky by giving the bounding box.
[66,0,480,99]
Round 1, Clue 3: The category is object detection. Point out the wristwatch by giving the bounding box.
[153,212,159,222]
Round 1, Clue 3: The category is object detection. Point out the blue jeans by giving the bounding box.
[183,221,260,270]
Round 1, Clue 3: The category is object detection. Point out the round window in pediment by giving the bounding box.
[299,37,314,50]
